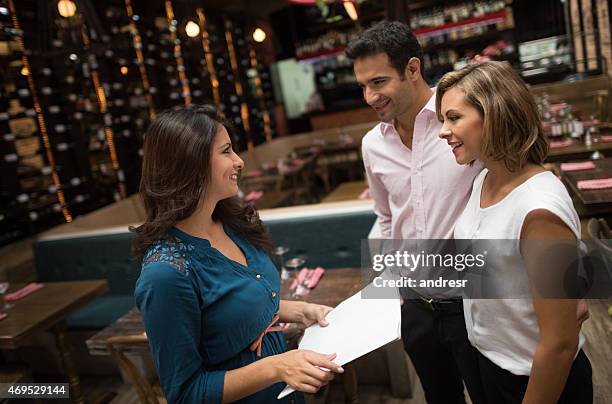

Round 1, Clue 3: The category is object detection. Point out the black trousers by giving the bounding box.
[401,299,487,404]
[477,349,593,404]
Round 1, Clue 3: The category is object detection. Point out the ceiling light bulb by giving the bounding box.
[57,0,76,18]
[185,20,200,38]
[343,1,358,21]
[252,27,266,43]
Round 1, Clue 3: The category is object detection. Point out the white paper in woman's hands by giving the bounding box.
[278,282,401,399]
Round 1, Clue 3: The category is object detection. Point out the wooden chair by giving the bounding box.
[106,335,166,404]
[294,154,320,204]
[317,145,363,192]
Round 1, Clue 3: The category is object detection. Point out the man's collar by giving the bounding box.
[380,121,395,136]
[422,87,437,114]
[379,88,437,136]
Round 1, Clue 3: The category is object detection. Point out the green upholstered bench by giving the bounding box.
[265,208,376,268]
[34,201,376,329]
[34,231,140,329]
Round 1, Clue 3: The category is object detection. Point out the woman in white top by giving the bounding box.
[435,61,592,404]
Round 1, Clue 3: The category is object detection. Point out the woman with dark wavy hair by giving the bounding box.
[132,105,343,404]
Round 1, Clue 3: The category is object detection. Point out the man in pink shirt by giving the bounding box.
[346,21,485,404]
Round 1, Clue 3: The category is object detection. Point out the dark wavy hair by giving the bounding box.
[345,20,424,78]
[130,104,273,259]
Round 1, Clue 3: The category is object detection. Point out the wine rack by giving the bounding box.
[0,0,276,246]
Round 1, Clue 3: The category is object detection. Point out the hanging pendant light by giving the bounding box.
[252,27,266,43]
[57,0,77,18]
[185,20,200,38]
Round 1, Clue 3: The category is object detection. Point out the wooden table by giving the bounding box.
[322,181,369,203]
[86,308,144,357]
[0,280,108,403]
[556,157,612,218]
[242,155,318,205]
[86,269,364,402]
[281,267,362,306]
[547,134,612,162]
[252,190,293,210]
[294,142,359,157]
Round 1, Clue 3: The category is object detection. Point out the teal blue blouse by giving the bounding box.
[134,226,303,404]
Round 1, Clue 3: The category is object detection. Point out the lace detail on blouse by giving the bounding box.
[143,235,196,275]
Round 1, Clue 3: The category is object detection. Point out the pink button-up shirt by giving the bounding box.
[362,90,483,239]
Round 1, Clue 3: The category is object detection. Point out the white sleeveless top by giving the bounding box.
[454,168,584,376]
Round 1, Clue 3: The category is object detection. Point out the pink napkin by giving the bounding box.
[306,267,325,289]
[290,267,326,296]
[245,170,263,178]
[0,313,7,321]
[292,158,305,165]
[262,161,277,170]
[309,146,322,153]
[560,161,596,171]
[577,178,612,190]
[582,119,600,128]
[358,188,371,199]
[550,139,574,149]
[245,191,264,202]
[600,135,612,142]
[290,268,310,290]
[5,283,44,302]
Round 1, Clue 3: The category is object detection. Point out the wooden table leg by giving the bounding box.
[52,322,86,404]
[342,362,358,404]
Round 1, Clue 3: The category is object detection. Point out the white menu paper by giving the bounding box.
[278,282,401,399]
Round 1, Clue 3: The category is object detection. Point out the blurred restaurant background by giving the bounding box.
[0,0,611,403]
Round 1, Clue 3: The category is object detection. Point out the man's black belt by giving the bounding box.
[412,297,462,313]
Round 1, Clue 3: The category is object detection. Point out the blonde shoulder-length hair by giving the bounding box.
[435,61,548,171]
